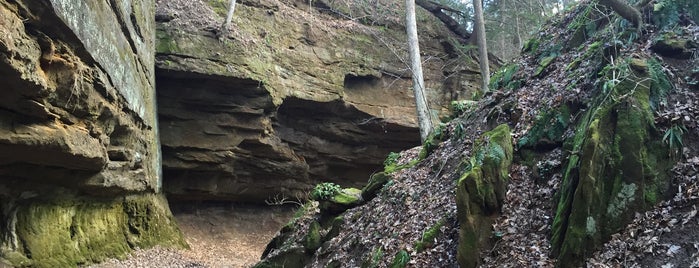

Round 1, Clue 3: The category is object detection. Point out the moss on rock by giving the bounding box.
[414,218,446,253]
[518,105,571,149]
[361,172,390,200]
[302,221,322,251]
[551,58,674,267]
[7,194,185,268]
[456,124,513,268]
[534,55,557,77]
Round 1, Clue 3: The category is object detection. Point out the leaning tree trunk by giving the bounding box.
[473,0,490,93]
[406,0,434,143]
[221,0,237,32]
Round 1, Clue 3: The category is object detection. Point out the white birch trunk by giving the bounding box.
[405,0,433,143]
[221,0,237,32]
[473,0,490,93]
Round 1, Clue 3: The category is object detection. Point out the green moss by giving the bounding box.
[489,64,521,91]
[389,250,409,268]
[361,247,383,268]
[331,188,362,205]
[457,124,513,212]
[361,172,390,200]
[155,29,179,54]
[317,188,362,214]
[414,218,446,252]
[534,55,557,77]
[551,58,674,266]
[518,104,570,149]
[1,249,32,267]
[123,194,188,249]
[522,38,540,54]
[456,124,513,268]
[324,216,345,241]
[418,125,446,159]
[10,194,185,268]
[205,0,229,17]
[302,221,322,251]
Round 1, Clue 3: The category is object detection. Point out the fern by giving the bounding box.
[663,124,686,156]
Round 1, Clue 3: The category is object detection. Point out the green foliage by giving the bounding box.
[648,58,672,110]
[517,105,571,149]
[384,152,400,169]
[310,182,342,201]
[653,0,680,29]
[383,151,419,174]
[663,124,687,156]
[522,38,540,54]
[454,122,466,140]
[390,250,410,268]
[489,64,521,90]
[362,246,383,268]
[414,218,446,252]
[419,124,446,159]
[450,100,475,119]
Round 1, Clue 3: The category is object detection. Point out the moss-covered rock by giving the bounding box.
[651,32,697,59]
[361,172,391,200]
[5,194,185,268]
[518,105,571,149]
[414,218,446,253]
[302,221,322,251]
[534,55,557,77]
[551,58,674,267]
[456,124,513,268]
[317,188,362,215]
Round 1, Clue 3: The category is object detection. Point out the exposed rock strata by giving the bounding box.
[0,0,184,266]
[155,0,482,202]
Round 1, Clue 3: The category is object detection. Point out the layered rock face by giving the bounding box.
[0,1,184,266]
[156,0,481,202]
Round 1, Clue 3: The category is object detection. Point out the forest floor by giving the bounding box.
[90,203,294,268]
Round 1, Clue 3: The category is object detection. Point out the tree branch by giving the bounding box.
[415,0,471,40]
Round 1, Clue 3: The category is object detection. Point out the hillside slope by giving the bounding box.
[255,1,699,267]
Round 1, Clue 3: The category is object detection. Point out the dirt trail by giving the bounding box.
[90,203,294,268]
[174,203,295,267]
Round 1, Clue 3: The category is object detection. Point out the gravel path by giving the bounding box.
[89,204,294,268]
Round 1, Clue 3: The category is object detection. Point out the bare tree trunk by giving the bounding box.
[221,0,237,32]
[515,6,522,50]
[473,0,490,93]
[405,0,433,142]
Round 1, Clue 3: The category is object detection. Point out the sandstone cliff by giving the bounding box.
[0,1,184,266]
[155,0,484,202]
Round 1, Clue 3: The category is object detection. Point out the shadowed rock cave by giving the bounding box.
[156,67,421,203]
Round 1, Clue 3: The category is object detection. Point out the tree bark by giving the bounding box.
[221,0,237,32]
[473,0,490,93]
[406,0,434,142]
[598,0,642,30]
[415,0,471,40]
